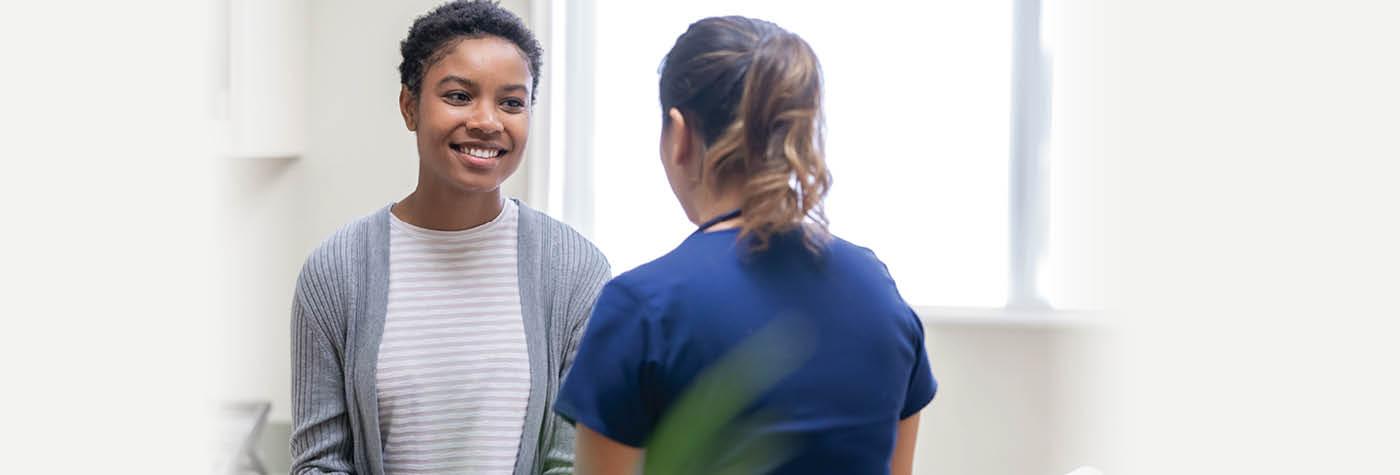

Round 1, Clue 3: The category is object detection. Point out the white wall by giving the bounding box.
[914,319,1107,475]
[4,2,220,472]
[1090,1,1400,472]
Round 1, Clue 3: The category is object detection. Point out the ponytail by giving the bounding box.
[732,31,830,253]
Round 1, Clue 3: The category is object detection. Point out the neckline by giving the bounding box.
[695,208,742,233]
[389,197,516,240]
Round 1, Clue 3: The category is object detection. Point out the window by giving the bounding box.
[541,0,1096,311]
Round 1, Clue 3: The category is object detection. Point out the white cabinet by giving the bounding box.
[216,0,308,159]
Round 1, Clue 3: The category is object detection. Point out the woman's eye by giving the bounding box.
[445,92,471,104]
[502,98,526,110]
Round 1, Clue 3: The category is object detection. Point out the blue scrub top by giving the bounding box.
[555,225,936,474]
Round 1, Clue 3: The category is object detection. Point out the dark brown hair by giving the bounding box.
[399,0,543,102]
[659,16,832,253]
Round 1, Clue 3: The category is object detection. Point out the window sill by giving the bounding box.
[914,306,1101,329]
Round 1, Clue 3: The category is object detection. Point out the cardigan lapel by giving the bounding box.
[350,204,392,475]
[513,199,551,475]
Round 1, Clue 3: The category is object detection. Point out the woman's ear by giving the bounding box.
[665,107,692,168]
[399,85,417,131]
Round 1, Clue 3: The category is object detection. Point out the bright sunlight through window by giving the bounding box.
[589,0,1012,307]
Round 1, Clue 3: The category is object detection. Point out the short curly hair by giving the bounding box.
[398,0,543,103]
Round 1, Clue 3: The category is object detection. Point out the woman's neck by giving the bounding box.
[692,189,746,231]
[392,185,503,231]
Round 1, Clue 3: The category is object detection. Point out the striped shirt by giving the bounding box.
[378,198,529,474]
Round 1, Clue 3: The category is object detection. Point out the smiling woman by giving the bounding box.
[288,2,611,474]
[396,36,532,202]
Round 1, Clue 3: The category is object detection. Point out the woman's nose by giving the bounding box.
[465,102,503,135]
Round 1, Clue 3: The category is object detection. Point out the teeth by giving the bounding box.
[461,146,500,159]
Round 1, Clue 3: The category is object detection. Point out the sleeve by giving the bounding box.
[864,246,937,420]
[900,309,938,419]
[289,279,355,474]
[540,254,613,474]
[552,279,657,448]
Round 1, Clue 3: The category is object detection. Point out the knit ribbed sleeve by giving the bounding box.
[290,222,360,475]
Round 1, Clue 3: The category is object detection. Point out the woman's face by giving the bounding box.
[401,36,532,194]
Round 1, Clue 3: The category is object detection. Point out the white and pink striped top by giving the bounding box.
[377,198,529,474]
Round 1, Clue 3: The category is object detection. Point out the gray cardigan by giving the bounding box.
[290,200,610,475]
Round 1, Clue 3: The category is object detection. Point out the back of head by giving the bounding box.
[659,16,832,253]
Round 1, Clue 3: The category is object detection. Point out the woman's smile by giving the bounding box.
[450,141,509,169]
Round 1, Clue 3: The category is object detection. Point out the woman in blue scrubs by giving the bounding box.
[554,15,937,475]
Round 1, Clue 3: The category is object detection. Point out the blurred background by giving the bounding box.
[2,0,1397,474]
